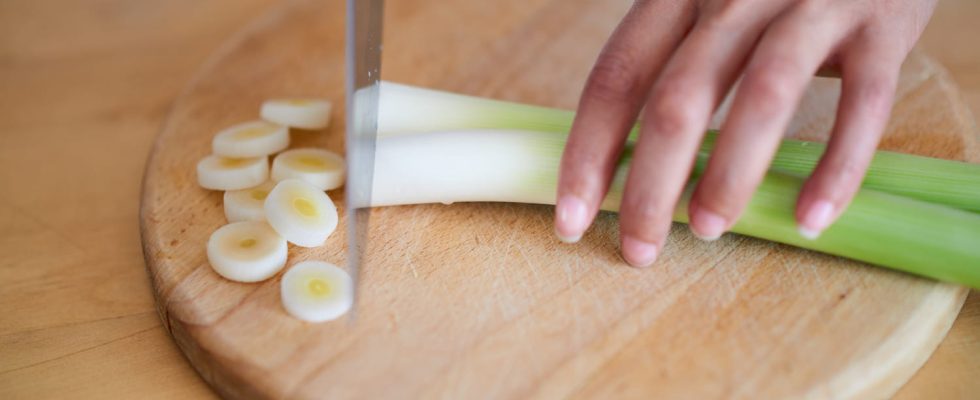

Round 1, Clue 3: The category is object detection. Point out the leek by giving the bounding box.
[372,130,980,288]
[377,82,980,213]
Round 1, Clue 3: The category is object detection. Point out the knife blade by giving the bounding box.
[345,0,383,319]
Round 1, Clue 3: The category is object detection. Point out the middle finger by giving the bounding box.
[689,2,856,240]
[619,0,788,266]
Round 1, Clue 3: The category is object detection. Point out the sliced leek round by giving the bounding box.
[196,155,268,191]
[271,148,346,190]
[206,221,288,282]
[212,120,289,158]
[280,260,352,322]
[264,179,338,247]
[224,181,275,222]
[260,98,332,130]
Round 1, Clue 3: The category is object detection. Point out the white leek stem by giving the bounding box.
[372,129,980,287]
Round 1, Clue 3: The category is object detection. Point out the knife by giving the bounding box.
[345,0,383,319]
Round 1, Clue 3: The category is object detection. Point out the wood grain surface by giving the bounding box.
[133,0,980,399]
[2,0,979,399]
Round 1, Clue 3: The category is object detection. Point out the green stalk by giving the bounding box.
[372,130,980,288]
[378,81,980,213]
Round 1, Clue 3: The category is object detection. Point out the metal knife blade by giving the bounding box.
[345,0,383,319]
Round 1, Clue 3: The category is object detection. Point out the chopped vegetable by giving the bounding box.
[377,81,980,213]
[195,97,349,322]
[196,155,268,191]
[371,129,980,288]
[264,179,338,247]
[212,120,289,158]
[206,221,288,282]
[271,148,346,190]
[260,98,332,130]
[280,260,353,322]
[224,181,275,222]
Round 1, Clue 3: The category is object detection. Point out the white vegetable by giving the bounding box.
[206,221,288,282]
[376,81,573,137]
[280,260,353,322]
[260,98,332,130]
[371,129,559,207]
[223,181,275,222]
[196,155,268,191]
[264,179,338,247]
[271,148,346,190]
[212,121,289,158]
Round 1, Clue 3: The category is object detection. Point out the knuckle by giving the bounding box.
[644,79,701,136]
[566,136,622,171]
[826,157,867,188]
[698,0,758,32]
[574,147,612,172]
[792,0,843,20]
[586,50,641,103]
[620,194,671,234]
[629,199,662,221]
[698,168,749,214]
[709,170,743,198]
[561,140,625,191]
[646,103,694,138]
[743,59,800,115]
[796,0,830,13]
[562,147,609,185]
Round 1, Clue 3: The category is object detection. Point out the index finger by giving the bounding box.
[556,1,695,243]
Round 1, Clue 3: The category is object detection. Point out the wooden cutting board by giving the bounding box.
[140,0,980,398]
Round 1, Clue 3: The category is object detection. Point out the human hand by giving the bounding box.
[554,0,937,266]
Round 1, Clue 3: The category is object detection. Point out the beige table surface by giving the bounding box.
[1,1,978,398]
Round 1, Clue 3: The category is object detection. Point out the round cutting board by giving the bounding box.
[140,0,979,398]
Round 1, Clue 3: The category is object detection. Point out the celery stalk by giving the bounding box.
[378,81,980,213]
[372,130,980,288]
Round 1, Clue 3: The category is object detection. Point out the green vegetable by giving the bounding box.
[378,81,980,213]
[372,130,980,288]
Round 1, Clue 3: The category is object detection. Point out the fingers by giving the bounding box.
[796,38,903,238]
[555,1,695,243]
[619,3,785,267]
[689,5,853,240]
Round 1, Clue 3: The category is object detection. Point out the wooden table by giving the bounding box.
[1,1,977,398]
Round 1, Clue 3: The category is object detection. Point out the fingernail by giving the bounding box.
[690,207,727,241]
[621,235,659,267]
[799,200,834,240]
[555,195,589,243]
